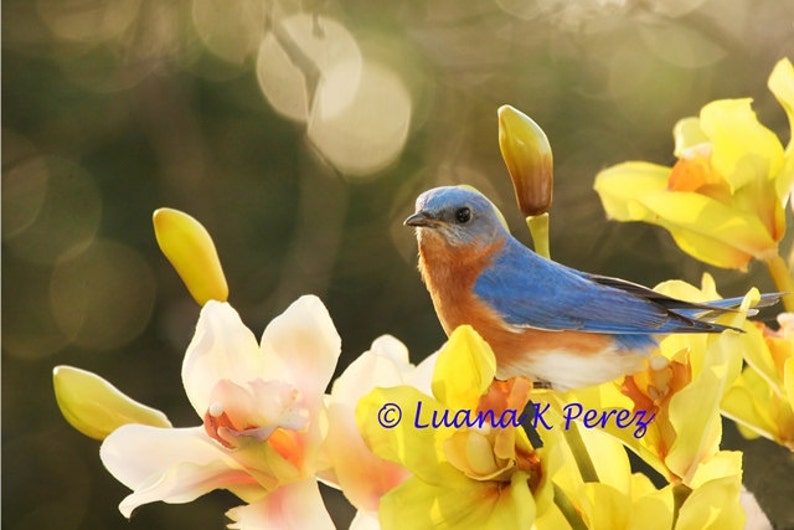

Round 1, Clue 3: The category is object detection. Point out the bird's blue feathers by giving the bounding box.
[474,235,735,338]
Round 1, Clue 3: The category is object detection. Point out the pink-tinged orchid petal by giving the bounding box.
[204,379,308,449]
[408,351,438,396]
[182,301,265,417]
[324,335,437,512]
[324,403,410,512]
[259,295,341,410]
[100,425,262,518]
[226,478,334,530]
[330,335,413,405]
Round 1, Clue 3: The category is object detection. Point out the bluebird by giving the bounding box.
[404,185,778,391]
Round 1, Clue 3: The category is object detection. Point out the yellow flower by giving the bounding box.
[498,104,554,258]
[620,276,754,485]
[498,105,554,217]
[558,276,752,482]
[533,416,673,530]
[594,58,794,270]
[53,365,172,440]
[722,313,794,450]
[537,415,746,530]
[544,275,755,529]
[153,207,228,305]
[356,326,553,530]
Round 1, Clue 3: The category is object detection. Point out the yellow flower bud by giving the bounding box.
[53,365,172,440]
[498,105,554,217]
[153,208,229,305]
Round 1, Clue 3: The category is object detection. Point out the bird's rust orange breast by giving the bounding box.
[416,230,502,334]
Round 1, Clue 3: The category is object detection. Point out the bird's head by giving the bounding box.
[404,186,509,248]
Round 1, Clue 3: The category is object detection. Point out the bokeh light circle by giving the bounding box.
[3,156,102,265]
[256,14,362,122]
[36,0,142,44]
[307,61,412,177]
[192,0,266,65]
[50,239,157,352]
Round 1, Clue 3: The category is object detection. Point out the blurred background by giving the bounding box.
[3,0,794,528]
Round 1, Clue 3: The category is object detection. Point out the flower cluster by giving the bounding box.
[590,58,794,457]
[594,58,794,274]
[53,58,794,529]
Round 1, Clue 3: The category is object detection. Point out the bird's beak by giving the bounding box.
[404,211,438,227]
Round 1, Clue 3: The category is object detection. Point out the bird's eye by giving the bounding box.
[455,207,471,224]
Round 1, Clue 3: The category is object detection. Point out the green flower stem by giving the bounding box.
[528,213,550,259]
[553,483,588,530]
[563,421,600,483]
[671,483,692,528]
[764,253,794,312]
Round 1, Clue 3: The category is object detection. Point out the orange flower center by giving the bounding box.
[667,156,729,199]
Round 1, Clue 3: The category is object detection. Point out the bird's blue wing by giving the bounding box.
[473,240,724,335]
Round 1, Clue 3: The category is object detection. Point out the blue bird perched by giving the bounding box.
[404,185,779,391]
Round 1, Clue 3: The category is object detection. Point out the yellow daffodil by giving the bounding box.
[594,58,794,272]
[536,408,746,530]
[537,425,675,530]
[609,276,753,486]
[546,275,756,529]
[722,313,794,450]
[356,325,553,530]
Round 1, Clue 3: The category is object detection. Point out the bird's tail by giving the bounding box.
[676,292,782,320]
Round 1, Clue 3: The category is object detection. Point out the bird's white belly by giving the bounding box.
[495,346,647,392]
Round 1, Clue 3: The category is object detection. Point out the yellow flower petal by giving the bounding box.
[687,450,742,489]
[735,421,762,440]
[579,426,632,495]
[736,322,781,390]
[431,326,496,411]
[768,57,794,199]
[153,208,228,305]
[673,116,709,159]
[379,470,535,530]
[665,330,742,484]
[593,161,670,221]
[628,475,674,530]
[699,98,784,191]
[53,365,171,440]
[722,368,780,442]
[675,474,744,530]
[577,483,629,530]
[632,191,777,268]
[653,273,720,304]
[785,356,794,406]
[498,105,554,217]
[769,58,794,153]
[355,385,455,485]
[667,156,725,193]
[444,431,502,479]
